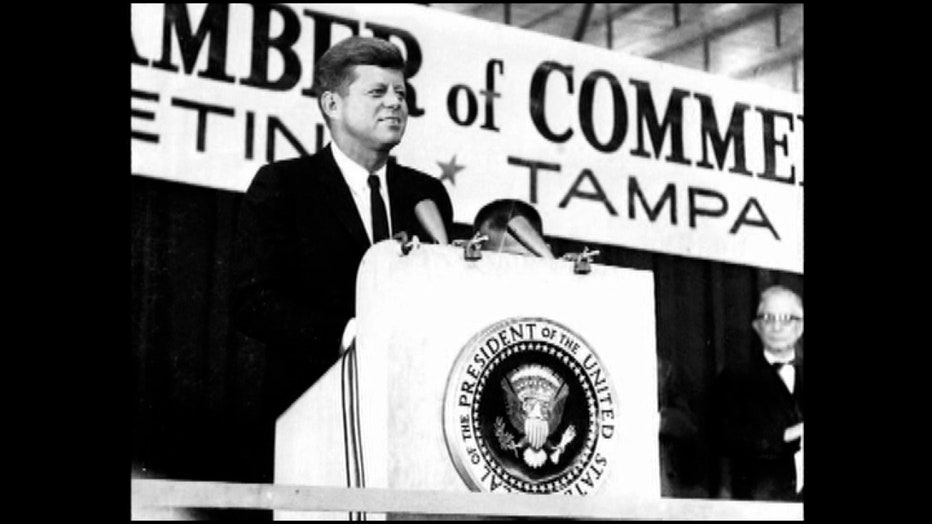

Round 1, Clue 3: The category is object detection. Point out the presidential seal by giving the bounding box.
[443,318,617,495]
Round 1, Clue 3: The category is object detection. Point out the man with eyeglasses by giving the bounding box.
[713,285,804,501]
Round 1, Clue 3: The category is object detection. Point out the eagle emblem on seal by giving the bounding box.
[495,364,577,468]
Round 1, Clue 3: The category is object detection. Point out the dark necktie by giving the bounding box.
[368,174,389,243]
[772,360,795,371]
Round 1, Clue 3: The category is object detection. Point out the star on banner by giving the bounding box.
[437,154,465,186]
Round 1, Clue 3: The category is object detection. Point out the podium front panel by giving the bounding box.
[353,242,659,500]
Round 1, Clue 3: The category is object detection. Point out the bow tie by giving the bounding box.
[772,360,795,370]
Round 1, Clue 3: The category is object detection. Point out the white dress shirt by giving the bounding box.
[329,142,393,243]
[763,351,796,394]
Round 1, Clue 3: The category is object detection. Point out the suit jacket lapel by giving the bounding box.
[755,352,798,412]
[791,360,803,417]
[317,145,371,251]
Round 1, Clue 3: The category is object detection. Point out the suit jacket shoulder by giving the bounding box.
[387,159,455,235]
[246,152,331,192]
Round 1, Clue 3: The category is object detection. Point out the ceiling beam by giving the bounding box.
[583,3,652,47]
[592,3,649,29]
[467,3,497,16]
[520,3,572,30]
[573,4,595,41]
[605,4,614,48]
[724,35,803,79]
[619,3,785,59]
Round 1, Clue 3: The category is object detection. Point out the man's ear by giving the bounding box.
[320,91,339,120]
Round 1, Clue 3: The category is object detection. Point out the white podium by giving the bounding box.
[275,242,660,519]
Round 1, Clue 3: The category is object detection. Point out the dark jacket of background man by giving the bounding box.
[714,342,803,501]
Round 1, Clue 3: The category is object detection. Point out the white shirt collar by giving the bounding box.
[764,349,797,394]
[763,350,796,366]
[329,142,387,194]
[328,142,392,243]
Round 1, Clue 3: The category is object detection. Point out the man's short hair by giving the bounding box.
[757,285,803,314]
[473,199,544,236]
[311,36,406,119]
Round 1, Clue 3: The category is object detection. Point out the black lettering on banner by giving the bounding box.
[629,79,691,165]
[266,116,310,162]
[300,8,361,97]
[507,156,561,204]
[628,177,677,224]
[529,61,574,143]
[447,85,478,126]
[131,34,148,66]
[367,22,426,117]
[730,198,780,240]
[316,123,327,153]
[796,115,804,186]
[579,70,627,152]
[694,93,752,175]
[131,89,160,143]
[688,187,728,228]
[239,4,303,91]
[153,4,235,83]
[756,107,797,184]
[245,111,255,159]
[558,169,618,216]
[171,97,235,152]
[480,60,504,131]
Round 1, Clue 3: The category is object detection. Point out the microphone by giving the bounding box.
[414,199,449,245]
[506,215,555,259]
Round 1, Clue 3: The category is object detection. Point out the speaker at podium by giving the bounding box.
[275,240,660,519]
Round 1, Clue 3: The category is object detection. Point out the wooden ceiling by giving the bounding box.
[428,3,803,93]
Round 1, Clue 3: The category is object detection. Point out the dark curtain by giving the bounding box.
[131,175,802,502]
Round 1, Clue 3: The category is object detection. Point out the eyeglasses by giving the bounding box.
[755,313,803,326]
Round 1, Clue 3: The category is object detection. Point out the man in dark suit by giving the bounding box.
[713,285,804,501]
[232,36,453,481]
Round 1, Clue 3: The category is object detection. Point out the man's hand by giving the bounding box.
[783,422,803,443]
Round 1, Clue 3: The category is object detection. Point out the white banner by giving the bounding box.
[131,3,803,273]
